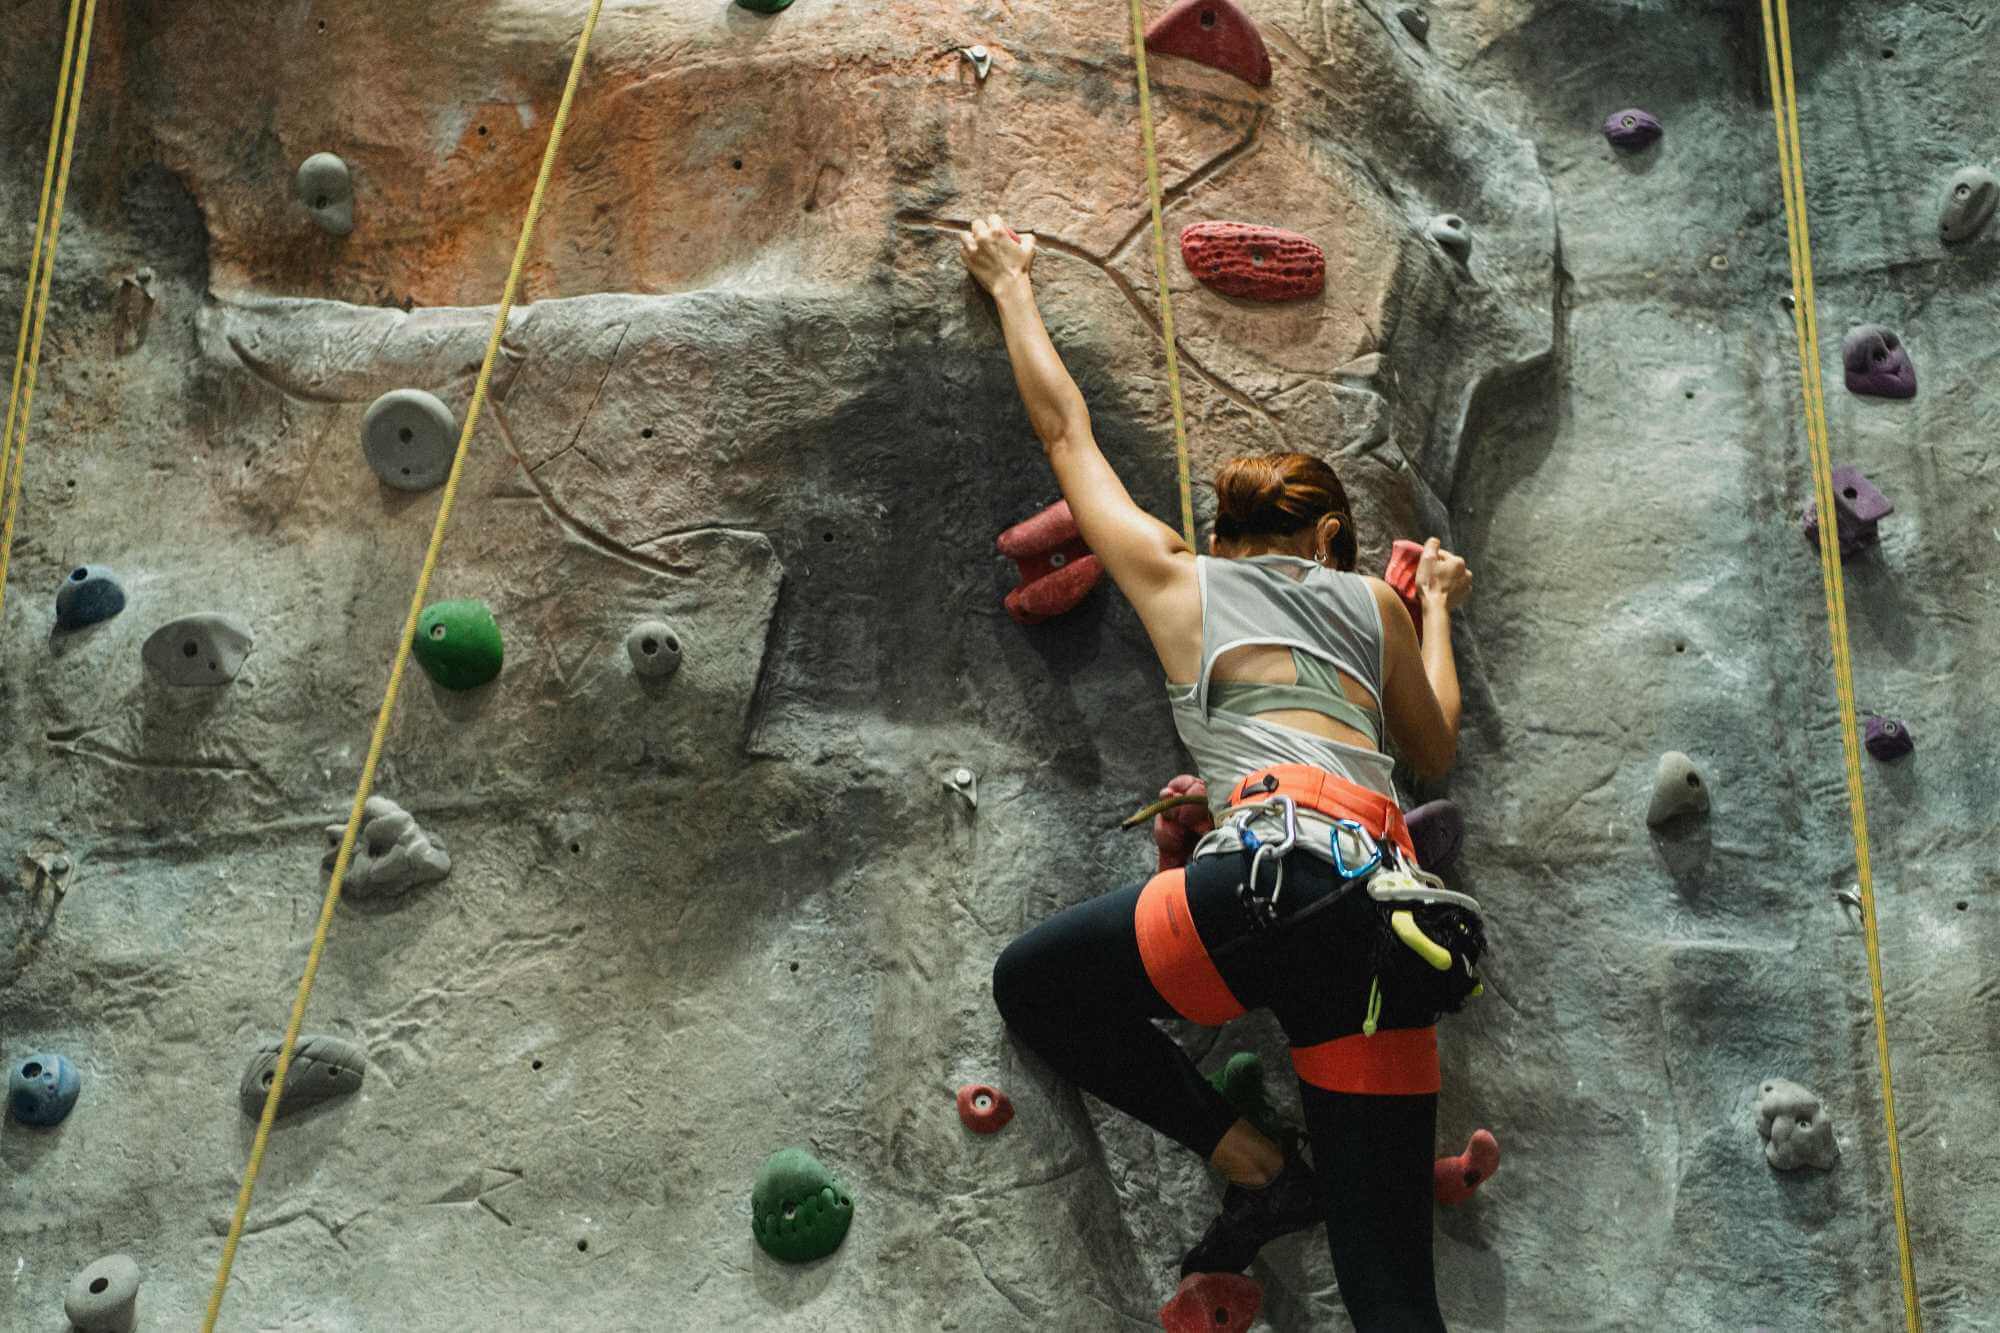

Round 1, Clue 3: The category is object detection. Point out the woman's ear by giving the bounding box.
[1315,514,1344,564]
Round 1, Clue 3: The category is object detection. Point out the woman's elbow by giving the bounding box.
[1410,737,1458,782]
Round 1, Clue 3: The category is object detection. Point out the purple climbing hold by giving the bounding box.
[1841,325,1916,399]
[1863,715,1914,761]
[1802,465,1894,556]
[1602,108,1662,150]
[1405,800,1463,869]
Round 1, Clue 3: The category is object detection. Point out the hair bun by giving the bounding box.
[1210,452,1360,569]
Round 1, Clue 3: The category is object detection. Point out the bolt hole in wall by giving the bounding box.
[569,841,583,855]
[478,125,488,137]
[821,532,834,543]
[1957,901,1969,911]
[316,18,326,33]
[640,427,654,439]
[532,1059,544,1071]
[90,1278,108,1295]
[1675,641,1686,653]
[576,1240,589,1252]
[789,962,800,973]
[732,158,744,170]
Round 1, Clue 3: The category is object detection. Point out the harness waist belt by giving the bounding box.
[1227,764,1416,863]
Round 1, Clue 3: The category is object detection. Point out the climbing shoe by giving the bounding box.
[1179,1150,1323,1278]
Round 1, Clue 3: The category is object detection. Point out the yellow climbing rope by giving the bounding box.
[1127,0,1198,551]
[198,3,607,1327]
[1758,4,1921,1329]
[0,0,98,628]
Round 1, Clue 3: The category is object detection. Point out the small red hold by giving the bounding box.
[956,1083,1014,1134]
[1152,774,1214,872]
[1144,0,1272,89]
[998,500,1103,625]
[1434,1128,1500,1208]
[1384,539,1426,643]
[1160,1271,1262,1333]
[1179,222,1324,303]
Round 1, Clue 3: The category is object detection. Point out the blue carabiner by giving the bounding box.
[1328,817,1383,880]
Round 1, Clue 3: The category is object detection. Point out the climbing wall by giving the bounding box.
[0,0,1990,1329]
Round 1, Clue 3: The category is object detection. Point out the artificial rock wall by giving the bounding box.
[0,1,1993,1329]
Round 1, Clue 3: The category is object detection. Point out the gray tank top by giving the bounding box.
[1165,555,1398,814]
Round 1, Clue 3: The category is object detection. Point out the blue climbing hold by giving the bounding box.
[53,565,126,631]
[9,1053,81,1126]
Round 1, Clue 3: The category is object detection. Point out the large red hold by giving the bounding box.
[1144,0,1272,88]
[1180,222,1325,302]
[1384,539,1426,642]
[1160,1271,1262,1333]
[997,500,1103,625]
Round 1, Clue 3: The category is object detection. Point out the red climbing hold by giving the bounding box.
[998,500,1103,625]
[1434,1128,1501,1208]
[956,1083,1015,1134]
[1144,0,1272,89]
[1160,1271,1262,1333]
[1179,222,1324,303]
[1152,774,1214,872]
[1384,539,1426,643]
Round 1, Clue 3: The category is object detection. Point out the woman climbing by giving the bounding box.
[964,215,1483,1333]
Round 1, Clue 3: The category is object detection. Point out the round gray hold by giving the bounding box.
[1427,213,1472,263]
[1938,165,1997,246]
[296,152,355,236]
[362,389,458,492]
[627,619,684,680]
[64,1253,141,1333]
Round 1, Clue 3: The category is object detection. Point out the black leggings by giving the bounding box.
[992,849,1446,1332]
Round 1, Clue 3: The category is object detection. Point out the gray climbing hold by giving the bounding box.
[1396,7,1429,41]
[239,1034,367,1120]
[1756,1078,1839,1171]
[1645,751,1709,826]
[1602,108,1663,150]
[324,795,451,899]
[626,619,684,680]
[53,565,126,630]
[1427,213,1471,263]
[362,389,457,492]
[141,613,253,686]
[296,153,355,236]
[64,1253,141,1333]
[1937,165,1997,245]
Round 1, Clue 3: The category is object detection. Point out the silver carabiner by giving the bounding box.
[1241,795,1299,914]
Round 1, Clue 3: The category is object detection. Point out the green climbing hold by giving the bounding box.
[1207,1052,1303,1155]
[751,1148,854,1263]
[735,0,795,12]
[412,600,503,691]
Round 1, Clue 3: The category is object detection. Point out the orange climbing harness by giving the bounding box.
[197,3,608,1328]
[0,0,99,629]
[1758,4,1921,1329]
[1127,0,1198,550]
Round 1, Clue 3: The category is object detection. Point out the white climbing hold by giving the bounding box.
[1756,1078,1839,1171]
[963,45,992,81]
[64,1253,141,1333]
[945,767,978,809]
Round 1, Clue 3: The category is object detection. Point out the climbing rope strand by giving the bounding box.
[1127,0,1197,550]
[1758,5,1921,1329]
[198,3,607,1327]
[0,0,96,627]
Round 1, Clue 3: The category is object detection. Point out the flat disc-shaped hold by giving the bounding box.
[64,1253,142,1333]
[1840,324,1916,399]
[1645,750,1709,826]
[8,1052,81,1126]
[413,599,504,690]
[239,1034,367,1119]
[1426,213,1472,263]
[1602,108,1663,150]
[1938,165,1997,245]
[735,0,795,11]
[362,389,457,492]
[54,564,126,630]
[296,152,354,236]
[955,1083,1014,1134]
[142,613,254,686]
[626,618,684,680]
[752,1148,854,1263]
[1144,0,1272,88]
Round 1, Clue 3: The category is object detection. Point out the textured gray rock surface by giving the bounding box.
[0,2,1991,1330]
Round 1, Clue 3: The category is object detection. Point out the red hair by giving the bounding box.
[1212,452,1358,571]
